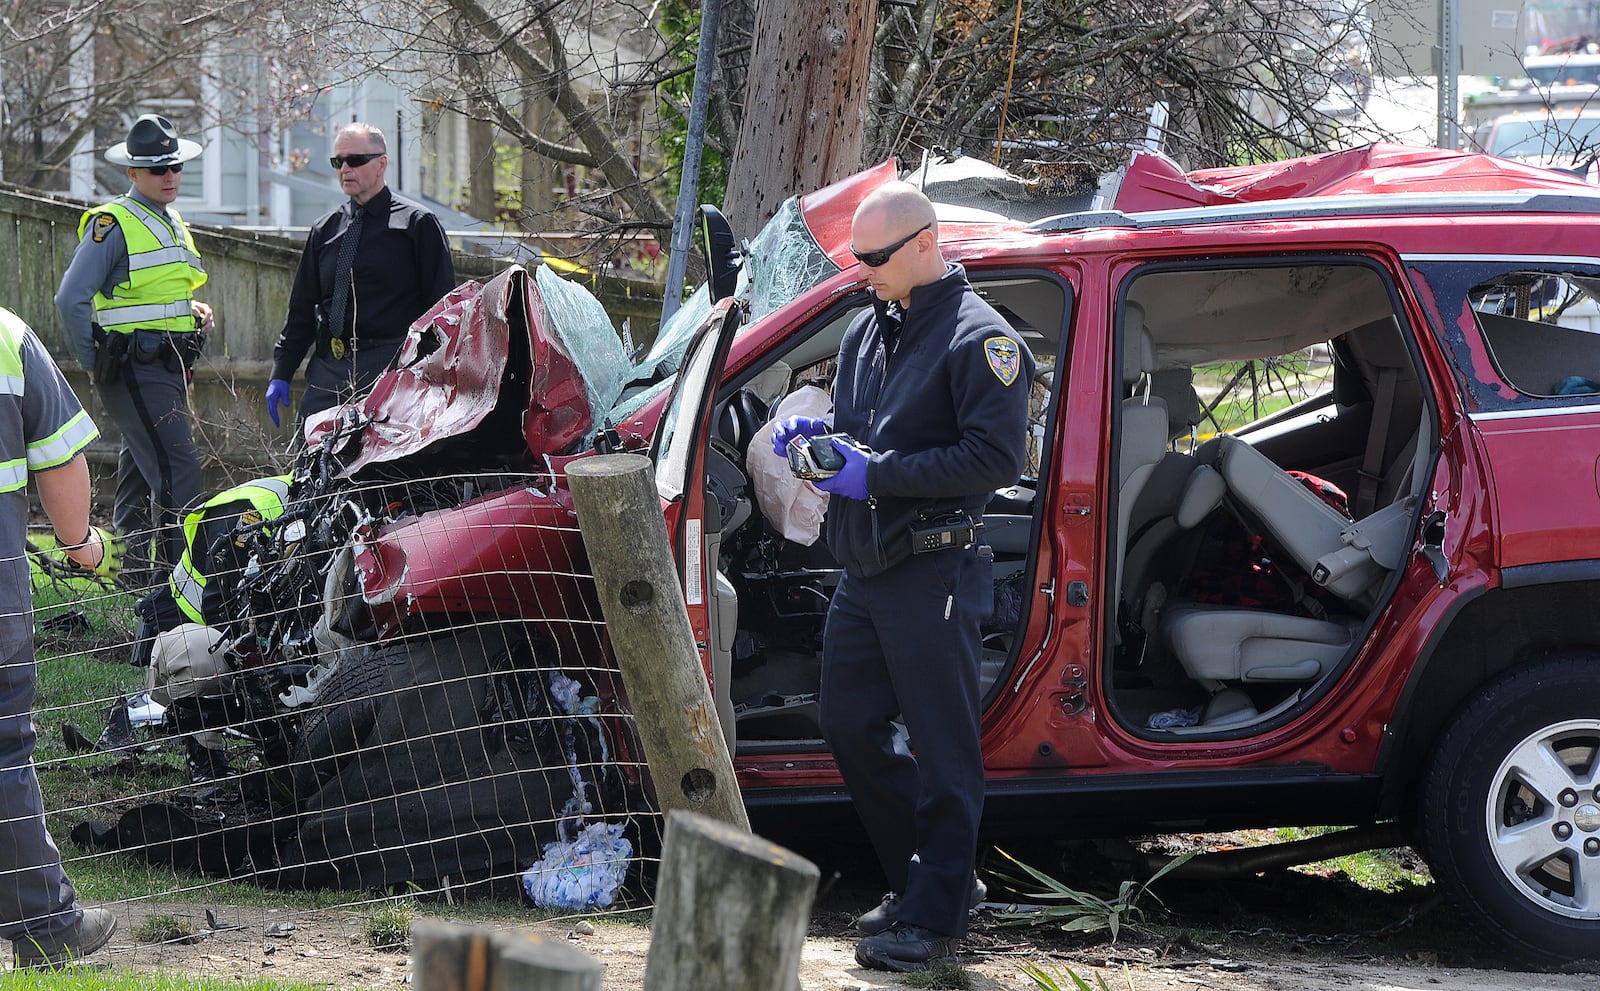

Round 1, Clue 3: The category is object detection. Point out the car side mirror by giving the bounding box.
[698,204,741,303]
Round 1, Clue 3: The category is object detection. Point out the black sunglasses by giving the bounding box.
[144,163,184,176]
[850,222,931,267]
[330,152,383,169]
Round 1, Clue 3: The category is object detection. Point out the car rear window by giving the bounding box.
[1471,271,1600,398]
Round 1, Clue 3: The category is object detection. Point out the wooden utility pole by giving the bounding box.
[721,0,876,236]
[566,454,749,830]
[643,810,820,991]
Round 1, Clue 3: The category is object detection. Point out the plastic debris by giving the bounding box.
[1147,706,1203,730]
[521,821,632,910]
[125,692,166,728]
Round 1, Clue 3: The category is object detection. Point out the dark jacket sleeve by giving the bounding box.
[416,213,456,308]
[271,227,324,382]
[870,309,1035,500]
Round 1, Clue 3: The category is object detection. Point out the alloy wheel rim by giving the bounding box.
[1485,718,1600,920]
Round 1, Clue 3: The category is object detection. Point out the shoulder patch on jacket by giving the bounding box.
[984,337,1021,386]
[90,213,117,243]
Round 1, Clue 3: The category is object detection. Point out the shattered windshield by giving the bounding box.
[534,264,632,446]
[609,195,840,422]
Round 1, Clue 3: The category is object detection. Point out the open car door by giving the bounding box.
[652,297,745,607]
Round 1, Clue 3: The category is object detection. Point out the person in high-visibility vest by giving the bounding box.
[0,306,119,969]
[127,474,292,783]
[169,474,292,627]
[54,114,212,590]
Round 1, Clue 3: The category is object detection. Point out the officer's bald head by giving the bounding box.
[851,182,945,307]
[855,182,939,241]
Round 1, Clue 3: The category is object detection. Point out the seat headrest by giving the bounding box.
[1122,302,1156,385]
[1149,367,1199,441]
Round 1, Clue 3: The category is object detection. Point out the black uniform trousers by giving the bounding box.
[297,338,404,421]
[820,543,991,939]
[95,335,201,578]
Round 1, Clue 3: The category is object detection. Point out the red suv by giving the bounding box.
[197,144,1600,960]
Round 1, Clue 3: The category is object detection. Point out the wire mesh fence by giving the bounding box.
[15,458,666,977]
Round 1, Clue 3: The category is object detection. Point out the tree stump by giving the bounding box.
[643,810,820,991]
[412,919,602,991]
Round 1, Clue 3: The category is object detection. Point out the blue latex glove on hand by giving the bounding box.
[265,378,291,427]
[770,415,829,457]
[812,437,870,501]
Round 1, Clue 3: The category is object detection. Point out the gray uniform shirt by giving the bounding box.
[54,189,201,371]
[0,324,98,640]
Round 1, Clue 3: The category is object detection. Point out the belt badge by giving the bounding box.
[330,337,346,360]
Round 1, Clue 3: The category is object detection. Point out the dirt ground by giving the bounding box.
[31,856,1600,991]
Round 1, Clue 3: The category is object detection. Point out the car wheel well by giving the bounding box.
[1382,581,1600,815]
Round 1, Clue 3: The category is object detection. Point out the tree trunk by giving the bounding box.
[565,454,749,831]
[722,0,877,236]
[412,919,602,991]
[469,116,497,221]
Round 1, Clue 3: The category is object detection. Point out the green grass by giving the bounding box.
[1021,962,1133,990]
[132,913,200,945]
[362,898,415,952]
[1192,353,1333,436]
[902,962,971,987]
[1272,827,1434,892]
[1203,393,1298,434]
[28,531,138,648]
[5,973,325,991]
[32,650,178,847]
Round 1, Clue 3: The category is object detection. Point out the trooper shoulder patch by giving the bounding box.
[984,337,1021,386]
[90,214,117,243]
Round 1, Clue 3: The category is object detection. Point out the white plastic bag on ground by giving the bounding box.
[746,385,833,545]
[521,821,633,910]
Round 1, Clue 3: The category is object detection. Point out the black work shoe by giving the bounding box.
[13,907,117,970]
[854,922,958,973]
[856,875,988,936]
[185,740,233,784]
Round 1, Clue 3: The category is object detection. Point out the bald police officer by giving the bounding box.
[773,182,1033,972]
[54,114,211,585]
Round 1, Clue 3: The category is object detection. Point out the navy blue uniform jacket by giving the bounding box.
[825,263,1035,577]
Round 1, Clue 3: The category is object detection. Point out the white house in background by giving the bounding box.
[62,75,440,230]
[53,5,664,243]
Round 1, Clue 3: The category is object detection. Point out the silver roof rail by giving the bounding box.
[1028,190,1600,233]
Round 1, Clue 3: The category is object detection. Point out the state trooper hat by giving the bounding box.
[104,114,204,168]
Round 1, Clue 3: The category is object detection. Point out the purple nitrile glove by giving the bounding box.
[813,437,870,501]
[265,378,291,427]
[770,415,829,457]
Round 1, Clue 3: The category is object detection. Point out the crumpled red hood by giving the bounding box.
[304,265,596,475]
[1111,143,1597,213]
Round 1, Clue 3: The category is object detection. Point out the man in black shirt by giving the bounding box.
[265,122,456,425]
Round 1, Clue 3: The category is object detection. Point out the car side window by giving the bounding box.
[1409,260,1600,410]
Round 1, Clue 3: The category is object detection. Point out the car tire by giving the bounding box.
[288,641,410,800]
[1420,656,1600,961]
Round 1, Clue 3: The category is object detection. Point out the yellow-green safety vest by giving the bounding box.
[171,474,292,624]
[78,197,207,335]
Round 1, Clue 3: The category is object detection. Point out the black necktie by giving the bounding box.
[328,207,364,350]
